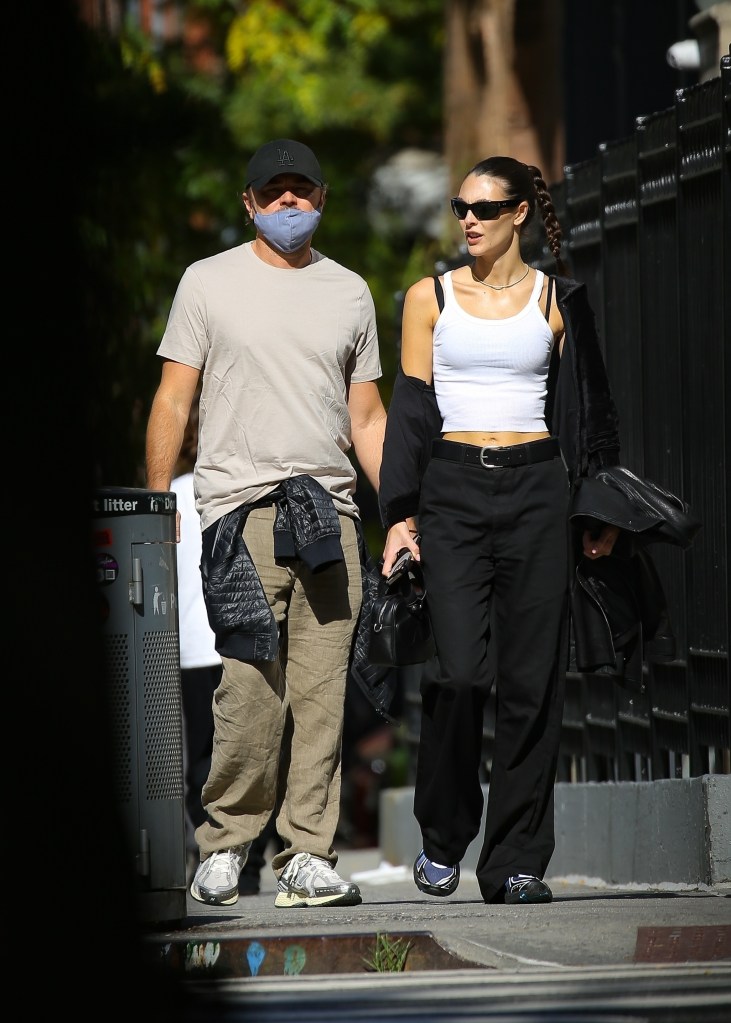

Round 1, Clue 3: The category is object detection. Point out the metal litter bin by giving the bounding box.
[92,486,186,924]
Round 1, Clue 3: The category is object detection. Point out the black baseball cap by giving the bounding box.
[245,139,324,189]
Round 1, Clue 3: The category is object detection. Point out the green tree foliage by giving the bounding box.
[84,0,445,494]
[225,1,417,139]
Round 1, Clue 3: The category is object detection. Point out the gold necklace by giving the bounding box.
[471,264,529,291]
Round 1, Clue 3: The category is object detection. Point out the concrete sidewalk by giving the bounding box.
[145,846,731,977]
[142,847,731,1022]
[145,775,731,979]
[140,776,731,1023]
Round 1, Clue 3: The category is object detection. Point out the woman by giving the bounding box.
[379,156,621,905]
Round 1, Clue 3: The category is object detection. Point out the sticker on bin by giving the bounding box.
[96,553,118,585]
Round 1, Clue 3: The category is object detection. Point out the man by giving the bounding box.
[146,138,387,908]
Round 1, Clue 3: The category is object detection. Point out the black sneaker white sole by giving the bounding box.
[504,876,552,904]
[413,852,460,897]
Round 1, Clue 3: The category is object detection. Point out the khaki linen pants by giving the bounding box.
[196,506,362,875]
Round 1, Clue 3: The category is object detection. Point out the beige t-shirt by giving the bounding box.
[157,242,382,531]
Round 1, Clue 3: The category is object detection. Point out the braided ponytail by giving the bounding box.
[527,165,568,276]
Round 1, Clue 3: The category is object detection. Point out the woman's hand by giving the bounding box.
[582,524,620,559]
[382,521,420,576]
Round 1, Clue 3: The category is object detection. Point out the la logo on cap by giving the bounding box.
[277,148,296,168]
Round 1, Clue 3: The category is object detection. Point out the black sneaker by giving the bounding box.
[413,850,460,897]
[504,874,552,904]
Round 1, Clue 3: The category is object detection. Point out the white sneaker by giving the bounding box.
[274,852,362,908]
[190,844,251,906]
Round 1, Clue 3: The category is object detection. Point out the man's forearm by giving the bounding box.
[145,393,187,491]
[352,413,387,493]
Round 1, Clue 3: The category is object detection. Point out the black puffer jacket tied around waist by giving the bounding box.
[200,474,397,720]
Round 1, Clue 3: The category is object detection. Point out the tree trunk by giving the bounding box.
[444,0,564,198]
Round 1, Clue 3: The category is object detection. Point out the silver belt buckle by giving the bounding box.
[479,447,502,469]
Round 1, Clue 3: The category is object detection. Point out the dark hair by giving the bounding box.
[467,156,567,275]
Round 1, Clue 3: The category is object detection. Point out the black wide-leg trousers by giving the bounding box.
[414,449,570,904]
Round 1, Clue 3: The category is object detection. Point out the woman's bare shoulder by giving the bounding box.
[404,275,441,315]
[407,275,439,296]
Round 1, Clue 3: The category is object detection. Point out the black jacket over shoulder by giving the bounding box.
[568,465,701,689]
[378,275,620,529]
[378,274,693,690]
[545,277,621,480]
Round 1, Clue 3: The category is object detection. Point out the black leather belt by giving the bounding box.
[432,437,560,469]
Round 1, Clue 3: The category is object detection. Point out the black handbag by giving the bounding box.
[368,551,434,667]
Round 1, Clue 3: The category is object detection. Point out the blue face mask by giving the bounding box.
[252,208,322,253]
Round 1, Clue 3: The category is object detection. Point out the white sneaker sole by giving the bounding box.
[190,881,239,906]
[274,886,362,908]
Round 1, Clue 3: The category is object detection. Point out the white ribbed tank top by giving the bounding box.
[433,269,554,433]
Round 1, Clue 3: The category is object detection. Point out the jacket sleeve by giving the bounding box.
[200,506,280,661]
[552,279,621,479]
[378,366,442,529]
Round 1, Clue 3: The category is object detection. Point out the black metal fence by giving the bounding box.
[401,56,730,786]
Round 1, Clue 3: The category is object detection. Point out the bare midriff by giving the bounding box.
[443,430,550,448]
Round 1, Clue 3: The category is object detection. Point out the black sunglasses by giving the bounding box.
[450,197,519,221]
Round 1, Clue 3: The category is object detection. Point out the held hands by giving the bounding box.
[582,524,620,559]
[382,520,420,576]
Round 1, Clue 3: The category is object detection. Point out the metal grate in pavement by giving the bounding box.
[634,925,731,962]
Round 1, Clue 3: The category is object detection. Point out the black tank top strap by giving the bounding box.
[544,274,554,321]
[433,275,444,313]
